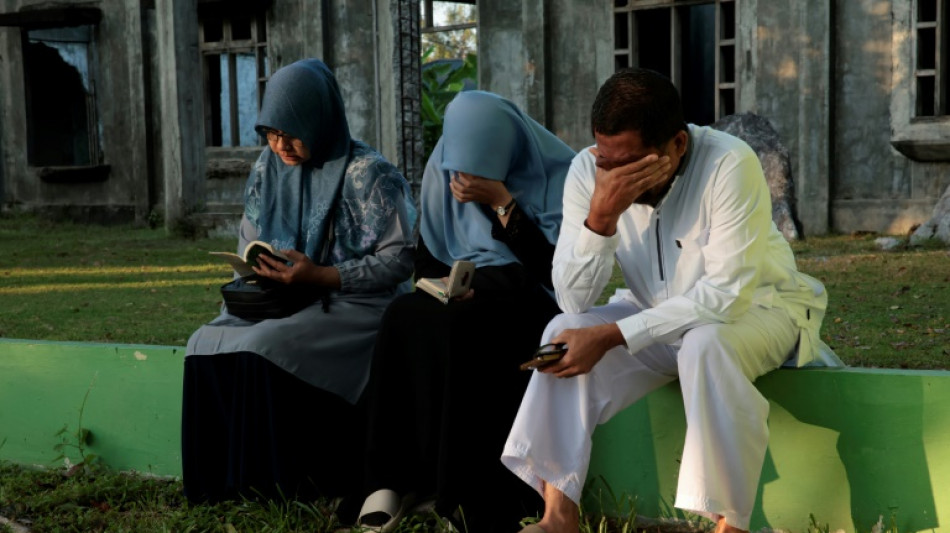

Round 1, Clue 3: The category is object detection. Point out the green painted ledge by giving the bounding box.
[587,367,950,533]
[1,339,949,532]
[0,339,184,477]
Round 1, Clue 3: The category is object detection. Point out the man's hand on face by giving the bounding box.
[586,148,672,236]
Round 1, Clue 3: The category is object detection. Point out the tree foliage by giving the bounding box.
[421,50,477,158]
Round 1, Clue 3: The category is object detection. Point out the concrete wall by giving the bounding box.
[831,0,950,236]
[478,0,613,151]
[742,1,833,237]
[2,338,949,532]
[730,1,950,236]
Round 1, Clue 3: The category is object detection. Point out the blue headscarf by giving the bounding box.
[243,58,409,265]
[420,90,575,267]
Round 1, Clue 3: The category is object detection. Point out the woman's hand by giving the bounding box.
[252,249,342,289]
[449,171,511,208]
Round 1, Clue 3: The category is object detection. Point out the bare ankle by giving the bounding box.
[714,516,748,533]
[536,482,579,533]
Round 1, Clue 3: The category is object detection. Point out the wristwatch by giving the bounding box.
[495,198,516,216]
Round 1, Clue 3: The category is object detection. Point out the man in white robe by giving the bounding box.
[501,67,838,533]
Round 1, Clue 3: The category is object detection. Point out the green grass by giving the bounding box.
[0,213,234,346]
[1,213,948,532]
[1,212,947,368]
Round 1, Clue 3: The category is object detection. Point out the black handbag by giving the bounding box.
[220,274,324,321]
[221,216,334,321]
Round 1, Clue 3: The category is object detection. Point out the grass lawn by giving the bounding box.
[1,212,946,369]
[1,212,948,532]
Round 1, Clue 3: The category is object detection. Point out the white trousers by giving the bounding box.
[501,299,798,530]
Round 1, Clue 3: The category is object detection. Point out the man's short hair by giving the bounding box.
[590,67,686,148]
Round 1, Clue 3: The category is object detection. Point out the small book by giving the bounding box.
[209,240,290,278]
[415,260,476,304]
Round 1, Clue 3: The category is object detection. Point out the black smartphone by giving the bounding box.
[520,342,568,371]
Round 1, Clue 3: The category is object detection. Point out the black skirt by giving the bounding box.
[361,288,558,533]
[181,351,363,521]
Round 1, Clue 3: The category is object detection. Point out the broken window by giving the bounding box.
[23,25,102,167]
[199,5,268,147]
[613,0,736,125]
[914,0,948,117]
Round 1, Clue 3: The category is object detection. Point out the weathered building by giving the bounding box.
[475,0,950,237]
[0,0,422,233]
[0,0,947,237]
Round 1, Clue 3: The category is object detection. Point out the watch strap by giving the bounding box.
[495,197,516,216]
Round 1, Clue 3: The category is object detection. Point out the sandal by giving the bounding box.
[357,489,413,532]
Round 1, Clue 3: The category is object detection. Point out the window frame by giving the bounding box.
[0,5,112,182]
[889,0,950,161]
[613,0,737,123]
[198,4,268,152]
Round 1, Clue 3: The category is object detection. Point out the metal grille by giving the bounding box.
[394,0,424,204]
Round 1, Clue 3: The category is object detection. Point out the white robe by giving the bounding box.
[502,125,841,529]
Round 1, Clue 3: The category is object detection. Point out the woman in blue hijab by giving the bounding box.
[182,59,417,517]
[357,91,575,533]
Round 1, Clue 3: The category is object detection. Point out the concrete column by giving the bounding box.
[477,0,547,123]
[750,2,831,235]
[477,0,612,150]
[546,0,613,150]
[155,0,204,233]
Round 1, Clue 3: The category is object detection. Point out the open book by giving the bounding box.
[209,240,290,277]
[415,260,476,304]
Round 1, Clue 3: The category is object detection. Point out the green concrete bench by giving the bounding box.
[2,339,949,532]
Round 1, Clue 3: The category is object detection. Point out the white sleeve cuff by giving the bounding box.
[575,222,620,258]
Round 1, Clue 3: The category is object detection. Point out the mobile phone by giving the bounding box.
[520,343,568,371]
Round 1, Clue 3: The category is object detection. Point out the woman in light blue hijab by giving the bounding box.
[182,59,417,520]
[357,90,575,533]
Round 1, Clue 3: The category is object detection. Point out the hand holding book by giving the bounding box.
[209,240,290,278]
[416,260,476,304]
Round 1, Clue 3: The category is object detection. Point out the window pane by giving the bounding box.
[616,54,630,71]
[719,88,736,116]
[203,12,223,42]
[720,1,736,40]
[615,12,629,50]
[257,15,267,42]
[681,4,716,125]
[917,76,936,116]
[204,54,224,146]
[719,44,736,83]
[918,0,937,23]
[236,53,260,146]
[918,27,936,69]
[231,13,252,40]
[635,9,671,78]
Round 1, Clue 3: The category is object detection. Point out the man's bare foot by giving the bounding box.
[714,516,749,533]
[531,482,580,533]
